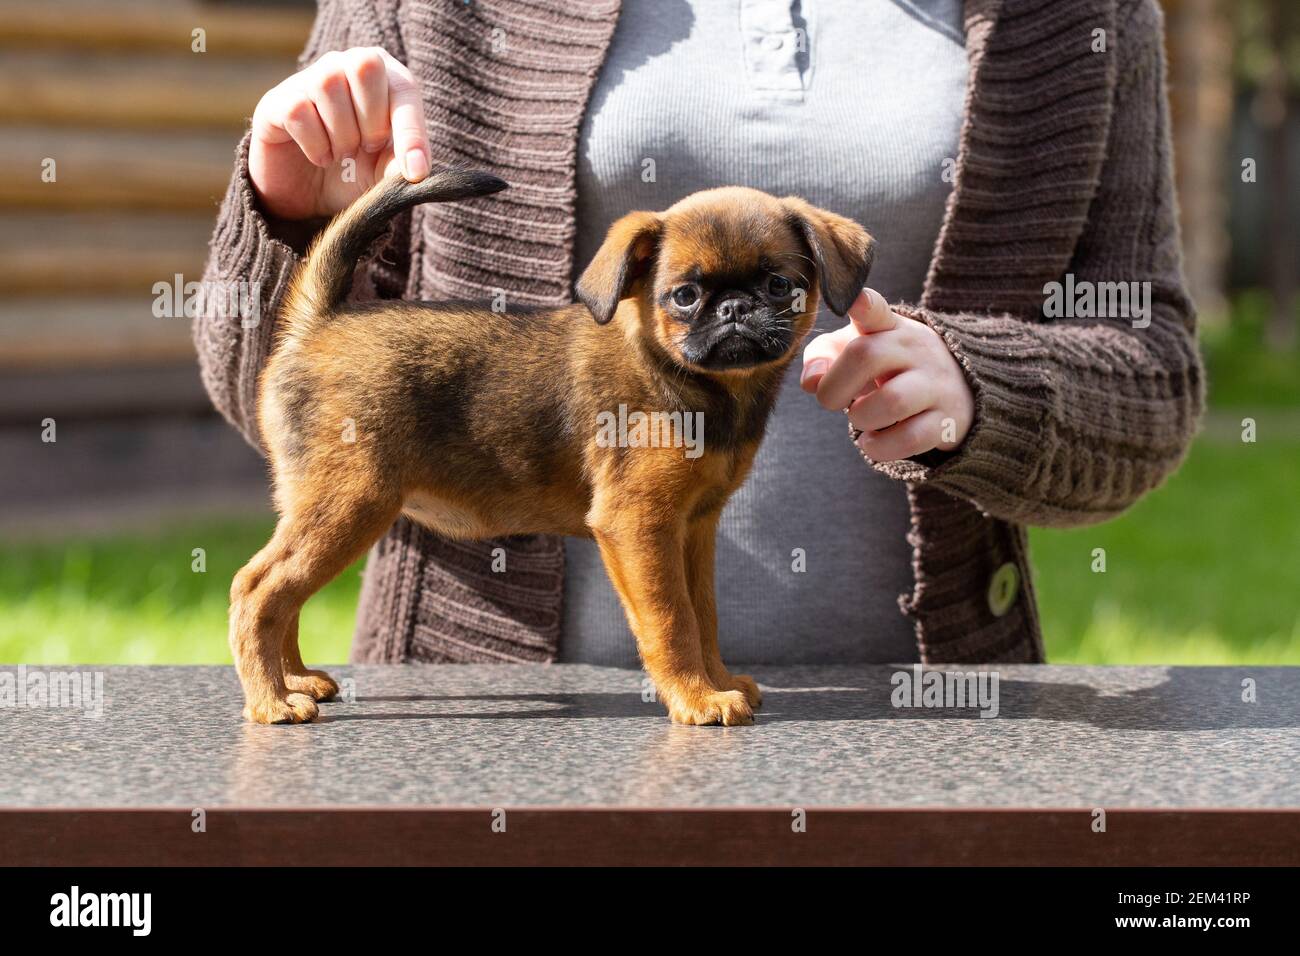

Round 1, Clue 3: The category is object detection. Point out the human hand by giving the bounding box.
[248,47,431,221]
[799,289,975,461]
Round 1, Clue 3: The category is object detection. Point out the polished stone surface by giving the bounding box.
[1,665,1297,808]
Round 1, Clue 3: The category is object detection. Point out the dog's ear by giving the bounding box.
[576,211,662,324]
[781,198,875,316]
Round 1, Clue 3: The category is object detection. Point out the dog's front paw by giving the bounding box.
[286,669,339,702]
[665,688,754,727]
[243,692,319,725]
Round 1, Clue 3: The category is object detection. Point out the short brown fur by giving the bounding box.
[231,174,873,726]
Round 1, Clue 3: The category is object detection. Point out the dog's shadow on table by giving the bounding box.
[322,667,1298,732]
[324,692,654,723]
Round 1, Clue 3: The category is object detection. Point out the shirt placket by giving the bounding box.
[739,0,807,97]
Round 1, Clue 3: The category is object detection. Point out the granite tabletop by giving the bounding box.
[2,664,1298,809]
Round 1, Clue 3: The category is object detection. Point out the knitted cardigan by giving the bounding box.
[194,0,1204,665]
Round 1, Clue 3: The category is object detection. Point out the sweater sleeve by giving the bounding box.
[193,0,409,451]
[866,0,1205,528]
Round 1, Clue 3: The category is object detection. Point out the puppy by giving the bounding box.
[231,169,874,726]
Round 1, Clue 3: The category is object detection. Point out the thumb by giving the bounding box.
[380,51,431,182]
[847,288,897,335]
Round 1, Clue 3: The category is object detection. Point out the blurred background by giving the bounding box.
[0,0,1296,665]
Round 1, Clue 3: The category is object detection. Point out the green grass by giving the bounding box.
[1201,290,1300,408]
[0,520,361,665]
[1029,431,1300,663]
[1,430,1296,666]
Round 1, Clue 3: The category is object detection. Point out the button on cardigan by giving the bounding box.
[194,0,1204,665]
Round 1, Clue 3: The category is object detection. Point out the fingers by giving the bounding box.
[799,288,895,394]
[306,54,361,163]
[855,409,949,462]
[846,369,934,434]
[800,334,846,392]
[276,94,332,167]
[250,47,429,180]
[378,50,431,181]
[343,48,391,155]
[809,330,912,410]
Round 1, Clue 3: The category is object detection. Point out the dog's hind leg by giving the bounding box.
[281,610,340,702]
[230,492,400,724]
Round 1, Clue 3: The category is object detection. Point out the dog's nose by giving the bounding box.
[715,296,753,323]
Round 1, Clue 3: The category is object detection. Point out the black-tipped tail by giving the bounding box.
[283,169,507,333]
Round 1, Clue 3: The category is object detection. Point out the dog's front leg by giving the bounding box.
[592,510,753,726]
[684,509,762,710]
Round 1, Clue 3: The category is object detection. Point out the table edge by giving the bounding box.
[4,807,1297,866]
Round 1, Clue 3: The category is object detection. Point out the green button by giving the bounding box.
[987,562,1020,617]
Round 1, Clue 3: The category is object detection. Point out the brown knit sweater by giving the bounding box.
[194,0,1204,665]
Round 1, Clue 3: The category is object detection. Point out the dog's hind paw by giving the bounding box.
[705,670,763,709]
[243,692,319,725]
[286,670,339,702]
[728,674,762,710]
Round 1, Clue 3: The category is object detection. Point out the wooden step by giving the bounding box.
[0,295,198,369]
[0,212,213,296]
[0,417,269,536]
[0,51,292,129]
[0,366,215,425]
[0,126,239,210]
[0,0,314,57]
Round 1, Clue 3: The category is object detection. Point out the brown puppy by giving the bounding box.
[232,169,874,726]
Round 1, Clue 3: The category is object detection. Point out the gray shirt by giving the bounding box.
[562,0,967,665]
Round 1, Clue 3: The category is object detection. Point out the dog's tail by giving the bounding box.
[280,168,508,336]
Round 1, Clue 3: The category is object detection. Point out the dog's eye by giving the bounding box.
[672,285,700,308]
[767,275,792,297]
